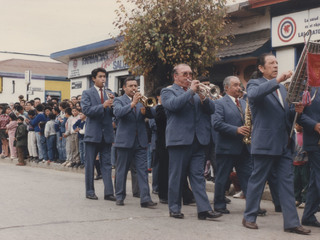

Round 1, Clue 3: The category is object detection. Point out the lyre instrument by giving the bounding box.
[286,30,320,140]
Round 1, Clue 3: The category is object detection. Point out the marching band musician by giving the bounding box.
[81,67,116,201]
[298,87,320,228]
[242,53,310,235]
[212,76,252,214]
[161,63,222,220]
[113,76,157,208]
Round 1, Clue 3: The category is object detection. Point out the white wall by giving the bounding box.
[0,77,45,103]
[275,47,295,81]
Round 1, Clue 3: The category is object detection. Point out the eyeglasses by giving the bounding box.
[177,72,193,77]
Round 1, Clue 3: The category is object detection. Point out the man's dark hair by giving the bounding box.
[53,106,60,114]
[35,104,44,112]
[76,95,81,100]
[65,107,72,116]
[28,109,36,116]
[51,97,59,103]
[256,53,274,78]
[9,112,17,120]
[20,99,26,104]
[198,76,210,83]
[48,112,56,120]
[18,95,24,100]
[44,106,52,112]
[16,105,24,112]
[91,67,107,79]
[59,101,70,110]
[29,100,35,106]
[123,76,137,87]
[17,116,24,122]
[34,97,41,101]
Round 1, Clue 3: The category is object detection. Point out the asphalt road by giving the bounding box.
[0,160,319,240]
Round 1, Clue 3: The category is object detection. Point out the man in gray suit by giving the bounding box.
[298,87,320,228]
[242,53,310,235]
[212,76,252,214]
[161,63,222,220]
[113,77,157,208]
[81,67,115,201]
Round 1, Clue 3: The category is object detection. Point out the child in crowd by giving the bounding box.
[6,112,18,159]
[45,112,57,163]
[62,107,72,166]
[15,116,28,166]
[293,123,309,208]
[73,111,86,168]
[64,107,80,167]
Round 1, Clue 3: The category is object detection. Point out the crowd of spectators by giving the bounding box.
[0,94,87,168]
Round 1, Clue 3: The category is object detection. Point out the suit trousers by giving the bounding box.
[115,137,151,203]
[244,149,300,229]
[85,140,114,196]
[168,137,212,213]
[302,149,320,223]
[214,149,252,209]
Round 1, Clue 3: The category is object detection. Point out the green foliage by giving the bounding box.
[114,0,229,78]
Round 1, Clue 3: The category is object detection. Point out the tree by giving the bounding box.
[114,0,230,96]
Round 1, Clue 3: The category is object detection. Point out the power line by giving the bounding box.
[0,51,49,57]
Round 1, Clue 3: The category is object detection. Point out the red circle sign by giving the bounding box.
[278,17,296,43]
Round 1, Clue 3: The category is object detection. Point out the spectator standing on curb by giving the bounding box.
[6,112,18,159]
[15,116,27,166]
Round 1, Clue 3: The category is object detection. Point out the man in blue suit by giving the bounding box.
[113,77,157,208]
[81,67,115,201]
[298,87,320,228]
[161,63,222,220]
[242,53,310,235]
[212,76,252,214]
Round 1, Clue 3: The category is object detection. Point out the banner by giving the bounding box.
[307,52,320,87]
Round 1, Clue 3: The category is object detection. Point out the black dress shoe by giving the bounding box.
[275,205,282,212]
[225,197,231,204]
[302,220,320,227]
[257,208,267,216]
[159,199,168,204]
[198,211,222,220]
[94,175,102,180]
[86,194,98,200]
[141,201,157,209]
[284,226,311,235]
[104,195,116,201]
[170,212,184,219]
[116,200,124,206]
[214,208,230,214]
[183,199,196,205]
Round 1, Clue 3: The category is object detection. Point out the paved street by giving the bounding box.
[0,160,319,240]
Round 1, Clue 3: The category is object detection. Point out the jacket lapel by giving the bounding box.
[225,95,243,121]
[92,87,101,105]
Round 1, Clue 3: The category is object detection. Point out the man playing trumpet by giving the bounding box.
[161,63,222,220]
[113,76,157,208]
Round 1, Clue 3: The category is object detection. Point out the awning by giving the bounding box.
[219,29,271,60]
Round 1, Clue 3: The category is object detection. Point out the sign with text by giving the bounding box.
[68,49,129,78]
[272,7,320,47]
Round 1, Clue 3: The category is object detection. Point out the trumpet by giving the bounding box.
[187,80,221,100]
[133,91,157,108]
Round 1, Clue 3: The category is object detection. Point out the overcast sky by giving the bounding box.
[0,0,243,62]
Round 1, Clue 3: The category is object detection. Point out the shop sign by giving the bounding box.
[272,7,320,47]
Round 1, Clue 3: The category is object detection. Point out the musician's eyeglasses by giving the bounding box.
[178,72,193,77]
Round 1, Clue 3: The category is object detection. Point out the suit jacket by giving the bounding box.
[212,94,247,155]
[247,78,294,155]
[298,87,320,152]
[81,86,114,144]
[113,94,155,148]
[161,83,215,147]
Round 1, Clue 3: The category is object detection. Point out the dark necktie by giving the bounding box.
[99,88,104,104]
[235,98,244,119]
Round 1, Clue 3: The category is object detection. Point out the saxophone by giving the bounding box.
[243,98,252,145]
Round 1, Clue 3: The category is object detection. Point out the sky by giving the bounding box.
[0,0,244,62]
